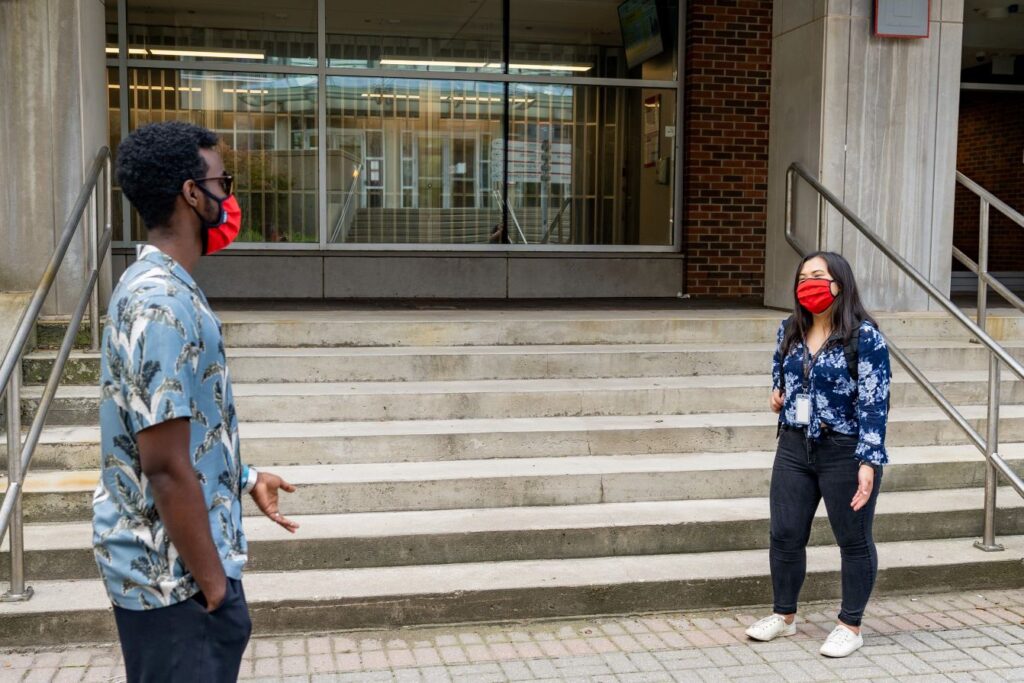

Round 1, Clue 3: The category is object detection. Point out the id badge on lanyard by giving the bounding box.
[794,345,815,426]
[794,393,812,426]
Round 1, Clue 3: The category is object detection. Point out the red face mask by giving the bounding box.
[204,195,242,255]
[797,278,838,315]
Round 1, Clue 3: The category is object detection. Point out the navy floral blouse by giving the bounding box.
[772,319,892,466]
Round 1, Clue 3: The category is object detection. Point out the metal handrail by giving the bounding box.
[329,162,363,244]
[1,146,112,601]
[491,189,528,244]
[786,163,1024,384]
[540,197,572,244]
[953,172,1024,318]
[785,162,1024,552]
[957,172,1024,230]
[953,246,1024,316]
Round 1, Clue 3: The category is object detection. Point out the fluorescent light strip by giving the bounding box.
[360,93,421,100]
[441,95,501,103]
[105,47,265,60]
[225,88,270,94]
[380,58,488,68]
[440,95,533,104]
[380,57,591,72]
[105,47,149,56]
[503,63,593,72]
[149,48,266,60]
[107,84,202,92]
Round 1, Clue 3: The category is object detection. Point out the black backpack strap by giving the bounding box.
[844,325,861,383]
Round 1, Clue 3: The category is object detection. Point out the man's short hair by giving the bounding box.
[116,121,219,229]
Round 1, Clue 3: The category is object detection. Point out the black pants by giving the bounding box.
[113,578,252,683]
[770,428,882,627]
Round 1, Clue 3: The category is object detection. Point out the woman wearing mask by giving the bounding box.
[744,251,892,658]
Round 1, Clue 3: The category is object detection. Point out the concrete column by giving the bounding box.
[0,0,109,316]
[765,0,964,311]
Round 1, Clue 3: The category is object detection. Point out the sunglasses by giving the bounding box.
[194,174,233,197]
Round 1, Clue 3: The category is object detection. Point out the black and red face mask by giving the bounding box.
[191,184,241,255]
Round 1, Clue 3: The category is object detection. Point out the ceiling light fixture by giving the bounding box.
[107,84,202,92]
[105,47,149,56]
[148,48,266,60]
[440,95,533,104]
[360,93,421,99]
[501,63,593,72]
[380,58,488,68]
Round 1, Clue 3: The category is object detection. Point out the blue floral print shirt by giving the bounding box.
[93,246,247,610]
[772,319,892,466]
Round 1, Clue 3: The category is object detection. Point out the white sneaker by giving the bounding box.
[745,614,797,642]
[820,625,864,657]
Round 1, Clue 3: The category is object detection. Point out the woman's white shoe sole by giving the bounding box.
[820,640,864,658]
[745,622,797,642]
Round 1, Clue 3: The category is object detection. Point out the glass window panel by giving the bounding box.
[511,0,678,80]
[121,68,318,243]
[107,66,129,242]
[326,77,504,244]
[506,83,675,246]
[121,1,316,66]
[326,1,502,72]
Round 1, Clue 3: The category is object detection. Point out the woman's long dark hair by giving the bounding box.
[780,251,878,359]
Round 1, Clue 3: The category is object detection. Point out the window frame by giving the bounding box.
[109,0,684,252]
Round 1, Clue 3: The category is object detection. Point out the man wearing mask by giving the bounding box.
[92,121,299,682]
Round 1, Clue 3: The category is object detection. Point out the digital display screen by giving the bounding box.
[618,0,665,69]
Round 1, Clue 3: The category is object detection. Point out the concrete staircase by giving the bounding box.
[345,207,566,244]
[3,307,1024,647]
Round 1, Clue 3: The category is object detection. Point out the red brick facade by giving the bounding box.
[954,91,1024,272]
[682,0,772,297]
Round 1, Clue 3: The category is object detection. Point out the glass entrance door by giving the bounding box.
[417,135,444,209]
[448,136,479,209]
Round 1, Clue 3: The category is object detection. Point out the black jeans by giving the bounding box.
[770,428,882,627]
[113,578,252,683]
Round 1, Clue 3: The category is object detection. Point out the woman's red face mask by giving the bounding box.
[796,277,838,315]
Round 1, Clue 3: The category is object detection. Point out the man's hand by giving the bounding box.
[204,578,228,613]
[851,463,875,511]
[251,471,299,533]
[770,389,784,414]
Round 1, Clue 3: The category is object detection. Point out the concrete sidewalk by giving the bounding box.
[5,588,1024,682]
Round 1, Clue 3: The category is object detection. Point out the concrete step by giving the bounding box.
[25,340,1024,386]
[33,320,92,351]
[5,488,1023,582]
[7,446,1024,522]
[18,371,1024,426]
[3,535,1023,647]
[208,310,1024,348]
[11,405,1024,470]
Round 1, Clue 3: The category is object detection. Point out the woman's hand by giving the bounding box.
[851,464,875,511]
[770,389,784,414]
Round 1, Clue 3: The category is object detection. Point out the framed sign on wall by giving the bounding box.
[874,0,930,38]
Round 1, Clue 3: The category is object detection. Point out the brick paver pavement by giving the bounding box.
[5,588,1024,682]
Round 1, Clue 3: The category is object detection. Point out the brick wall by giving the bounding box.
[682,0,772,297]
[954,91,1024,272]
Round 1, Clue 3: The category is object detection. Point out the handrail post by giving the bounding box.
[973,196,1003,551]
[975,351,1004,552]
[2,357,33,602]
[88,168,102,352]
[785,167,795,250]
[977,199,990,333]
